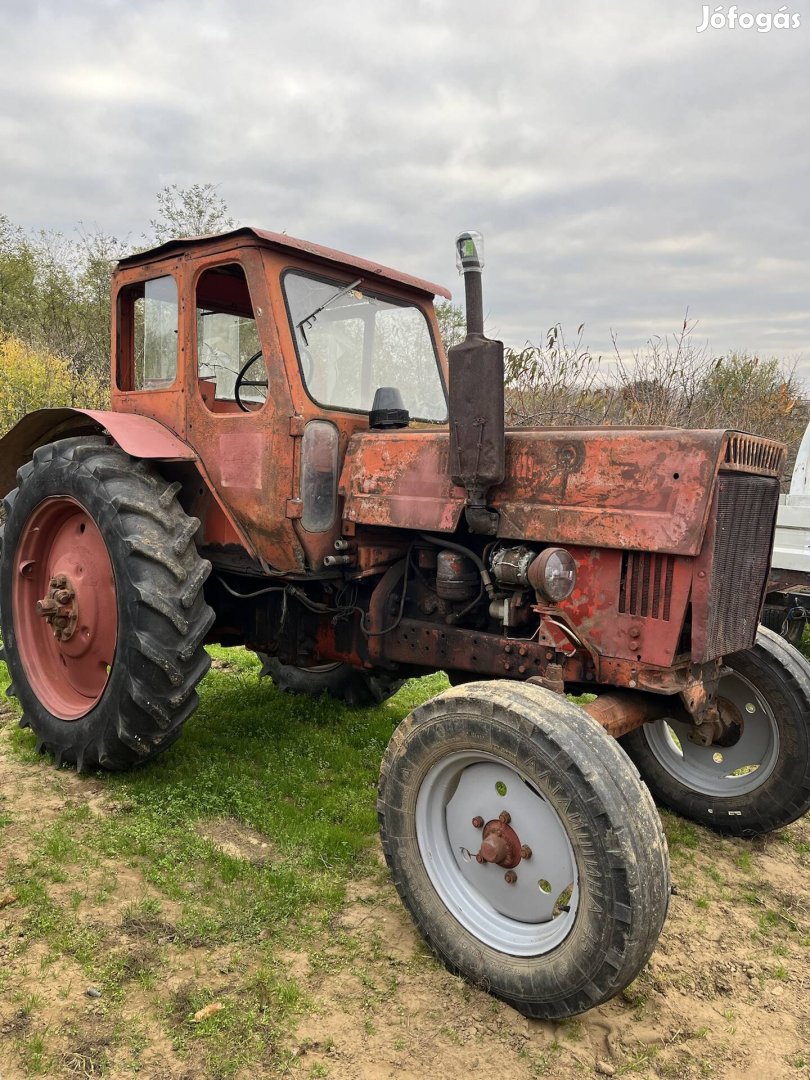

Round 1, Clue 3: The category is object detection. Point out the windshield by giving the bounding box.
[283,271,447,422]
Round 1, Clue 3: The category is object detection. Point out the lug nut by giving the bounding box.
[499,810,511,825]
[520,844,532,860]
[472,816,484,829]
[504,871,517,885]
[54,589,74,605]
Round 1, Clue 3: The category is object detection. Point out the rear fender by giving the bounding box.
[0,408,257,558]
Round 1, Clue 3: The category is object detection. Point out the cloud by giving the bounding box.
[1,0,807,363]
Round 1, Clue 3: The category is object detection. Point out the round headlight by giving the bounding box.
[527,548,577,603]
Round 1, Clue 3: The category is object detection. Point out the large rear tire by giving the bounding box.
[620,627,810,836]
[257,654,403,706]
[0,437,214,771]
[378,680,670,1018]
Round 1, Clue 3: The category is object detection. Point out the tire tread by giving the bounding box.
[0,436,213,771]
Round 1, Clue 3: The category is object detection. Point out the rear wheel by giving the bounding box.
[621,627,810,836]
[257,654,403,705]
[0,437,214,771]
[378,680,670,1018]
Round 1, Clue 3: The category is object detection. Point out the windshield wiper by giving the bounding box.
[297,279,362,344]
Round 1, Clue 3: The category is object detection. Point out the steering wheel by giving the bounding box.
[234,350,268,413]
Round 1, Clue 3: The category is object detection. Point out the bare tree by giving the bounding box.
[504,315,808,481]
[505,324,611,427]
[147,183,237,244]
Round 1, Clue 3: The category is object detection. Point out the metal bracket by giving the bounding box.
[289,414,306,437]
[680,664,733,746]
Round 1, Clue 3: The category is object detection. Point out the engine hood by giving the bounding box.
[338,427,785,556]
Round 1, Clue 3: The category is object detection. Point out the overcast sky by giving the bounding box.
[1,0,808,365]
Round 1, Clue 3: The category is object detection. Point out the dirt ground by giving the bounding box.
[1,704,808,1080]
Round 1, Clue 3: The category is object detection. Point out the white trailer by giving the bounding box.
[765,423,810,643]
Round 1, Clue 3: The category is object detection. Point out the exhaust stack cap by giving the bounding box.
[369,386,410,430]
[455,231,484,275]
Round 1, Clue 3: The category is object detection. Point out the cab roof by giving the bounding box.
[118,226,452,300]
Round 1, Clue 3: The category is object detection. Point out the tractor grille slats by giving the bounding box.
[704,474,780,656]
[618,552,675,620]
[724,434,785,475]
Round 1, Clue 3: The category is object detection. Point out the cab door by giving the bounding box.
[183,248,305,572]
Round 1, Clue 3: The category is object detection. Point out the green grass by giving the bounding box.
[2,638,808,1077]
[0,645,447,1076]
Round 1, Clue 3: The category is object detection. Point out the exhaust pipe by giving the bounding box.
[447,232,505,535]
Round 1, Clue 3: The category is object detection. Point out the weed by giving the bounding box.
[560,1017,584,1041]
[617,1044,660,1074]
[705,865,724,886]
[662,812,700,856]
[14,991,44,1015]
[735,851,753,873]
[621,980,649,1009]
[17,1030,50,1075]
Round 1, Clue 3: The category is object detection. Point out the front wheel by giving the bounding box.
[621,627,810,836]
[378,680,670,1018]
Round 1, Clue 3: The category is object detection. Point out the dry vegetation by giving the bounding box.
[505,319,808,479]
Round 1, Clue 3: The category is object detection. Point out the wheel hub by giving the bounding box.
[643,669,780,797]
[475,812,523,869]
[11,496,118,721]
[36,573,79,642]
[417,757,579,944]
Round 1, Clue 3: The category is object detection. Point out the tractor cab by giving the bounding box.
[111,228,451,573]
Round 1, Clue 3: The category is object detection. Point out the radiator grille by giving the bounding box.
[724,433,785,476]
[618,552,675,620]
[704,474,780,657]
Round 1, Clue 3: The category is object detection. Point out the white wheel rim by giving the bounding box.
[643,670,780,797]
[415,751,579,957]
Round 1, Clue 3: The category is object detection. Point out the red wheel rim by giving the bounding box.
[11,496,118,720]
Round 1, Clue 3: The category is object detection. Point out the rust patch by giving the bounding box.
[341,427,782,556]
[218,433,264,490]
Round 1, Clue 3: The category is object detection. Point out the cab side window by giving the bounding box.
[196,264,267,412]
[117,275,178,390]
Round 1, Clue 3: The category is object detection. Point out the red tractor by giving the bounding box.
[1,228,808,1019]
